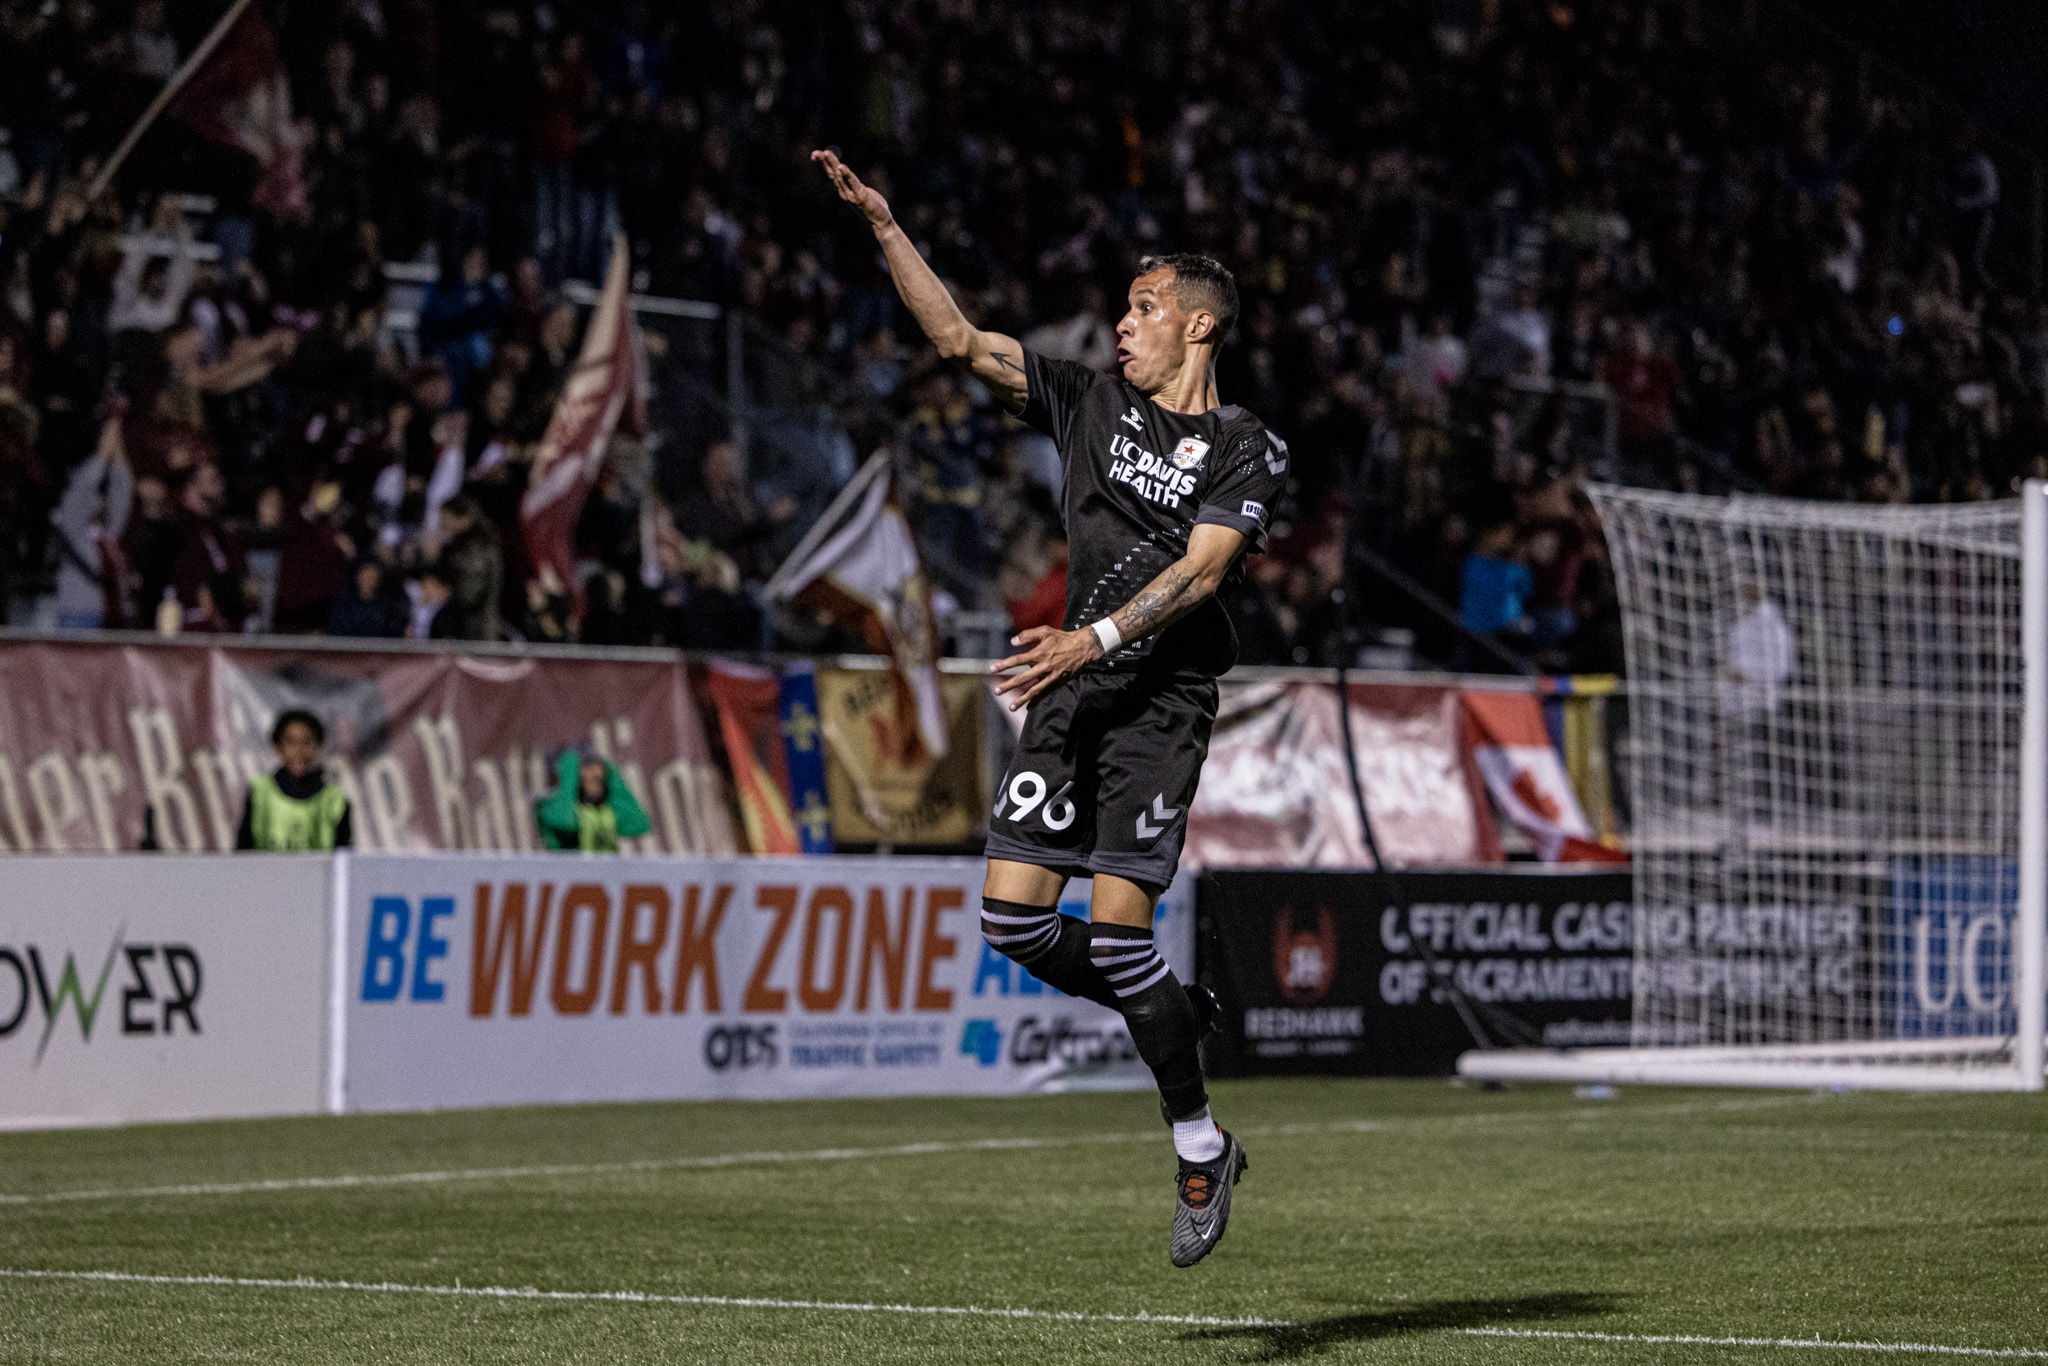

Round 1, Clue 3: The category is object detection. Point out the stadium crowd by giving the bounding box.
[1,0,2042,673]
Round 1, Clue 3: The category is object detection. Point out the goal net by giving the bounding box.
[1460,483,2047,1090]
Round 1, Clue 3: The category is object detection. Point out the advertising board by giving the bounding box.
[0,855,329,1127]
[1888,857,2017,1039]
[339,853,1193,1111]
[1200,868,1634,1076]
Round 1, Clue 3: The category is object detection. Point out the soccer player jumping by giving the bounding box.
[816,149,1288,1267]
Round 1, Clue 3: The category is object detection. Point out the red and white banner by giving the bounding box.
[167,0,305,215]
[1184,681,1501,871]
[704,661,799,855]
[521,235,646,603]
[340,853,1194,1110]
[769,455,947,759]
[0,638,734,855]
[1460,691,1624,863]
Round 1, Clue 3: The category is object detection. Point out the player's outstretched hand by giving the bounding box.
[992,625,1101,710]
[811,149,893,229]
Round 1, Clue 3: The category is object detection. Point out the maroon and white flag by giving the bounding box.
[768,455,948,760]
[520,234,647,604]
[168,0,305,215]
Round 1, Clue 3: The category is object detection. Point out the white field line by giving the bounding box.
[0,1133,1162,1206]
[1461,1327,2048,1359]
[0,1095,1813,1208]
[1713,1125,2045,1145]
[0,1268,1285,1329]
[4,1268,2043,1359]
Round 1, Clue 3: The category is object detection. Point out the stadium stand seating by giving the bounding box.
[1,0,2042,674]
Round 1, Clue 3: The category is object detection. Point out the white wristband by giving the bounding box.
[1090,618,1123,654]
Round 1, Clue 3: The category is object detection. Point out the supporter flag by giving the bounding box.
[767,454,948,760]
[165,0,305,215]
[815,667,985,846]
[520,234,647,607]
[705,662,800,855]
[1459,690,1627,864]
[777,663,834,854]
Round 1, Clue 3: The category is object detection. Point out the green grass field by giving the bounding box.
[0,1079,2042,1364]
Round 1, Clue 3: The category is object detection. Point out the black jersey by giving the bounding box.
[1020,349,1288,679]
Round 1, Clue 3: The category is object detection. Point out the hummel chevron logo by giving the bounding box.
[1264,434,1290,476]
[1121,406,1145,431]
[1134,793,1179,841]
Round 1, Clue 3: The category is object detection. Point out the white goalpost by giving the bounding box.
[1458,482,2047,1090]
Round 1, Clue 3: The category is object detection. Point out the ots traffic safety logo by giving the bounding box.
[0,931,202,1066]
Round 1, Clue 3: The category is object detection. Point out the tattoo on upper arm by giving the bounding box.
[988,351,1023,375]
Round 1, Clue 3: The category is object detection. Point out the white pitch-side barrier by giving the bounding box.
[1,852,1191,1129]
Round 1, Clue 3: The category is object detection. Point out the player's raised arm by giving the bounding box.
[992,522,1247,710]
[812,149,1028,412]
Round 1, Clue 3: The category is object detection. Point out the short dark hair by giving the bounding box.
[1136,253,1239,344]
[272,709,325,745]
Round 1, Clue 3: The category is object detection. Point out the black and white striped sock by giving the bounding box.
[1090,921,1208,1121]
[979,899,1061,964]
[979,898,1121,1010]
[1089,921,1173,999]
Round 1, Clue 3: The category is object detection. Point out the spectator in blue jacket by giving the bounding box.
[417,244,509,403]
[1459,522,1535,668]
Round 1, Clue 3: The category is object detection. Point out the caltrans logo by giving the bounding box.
[0,931,203,1066]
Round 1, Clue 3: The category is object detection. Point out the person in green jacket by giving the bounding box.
[535,745,650,852]
[237,710,353,851]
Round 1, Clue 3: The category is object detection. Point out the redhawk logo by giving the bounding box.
[1271,904,1337,1003]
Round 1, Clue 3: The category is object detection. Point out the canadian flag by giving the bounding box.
[768,454,948,760]
[1460,691,1626,863]
[167,0,305,215]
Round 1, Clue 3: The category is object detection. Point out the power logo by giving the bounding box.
[0,936,202,1066]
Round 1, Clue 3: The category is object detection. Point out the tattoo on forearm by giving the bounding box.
[989,351,1022,374]
[1113,568,1199,645]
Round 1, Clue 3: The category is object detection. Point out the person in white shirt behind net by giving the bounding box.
[1723,578,1797,827]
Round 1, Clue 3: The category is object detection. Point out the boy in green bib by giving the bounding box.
[535,745,650,852]
[237,710,353,851]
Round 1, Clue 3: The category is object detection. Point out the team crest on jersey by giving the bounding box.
[1169,437,1210,470]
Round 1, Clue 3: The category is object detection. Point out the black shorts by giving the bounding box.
[983,670,1218,888]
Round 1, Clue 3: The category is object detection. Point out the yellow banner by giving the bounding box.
[816,668,984,846]
[1560,676,1619,847]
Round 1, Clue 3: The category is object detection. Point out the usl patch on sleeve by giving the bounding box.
[1242,500,1266,521]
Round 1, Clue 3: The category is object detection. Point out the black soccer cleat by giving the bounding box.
[1169,1128,1247,1268]
[1185,982,1223,1036]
